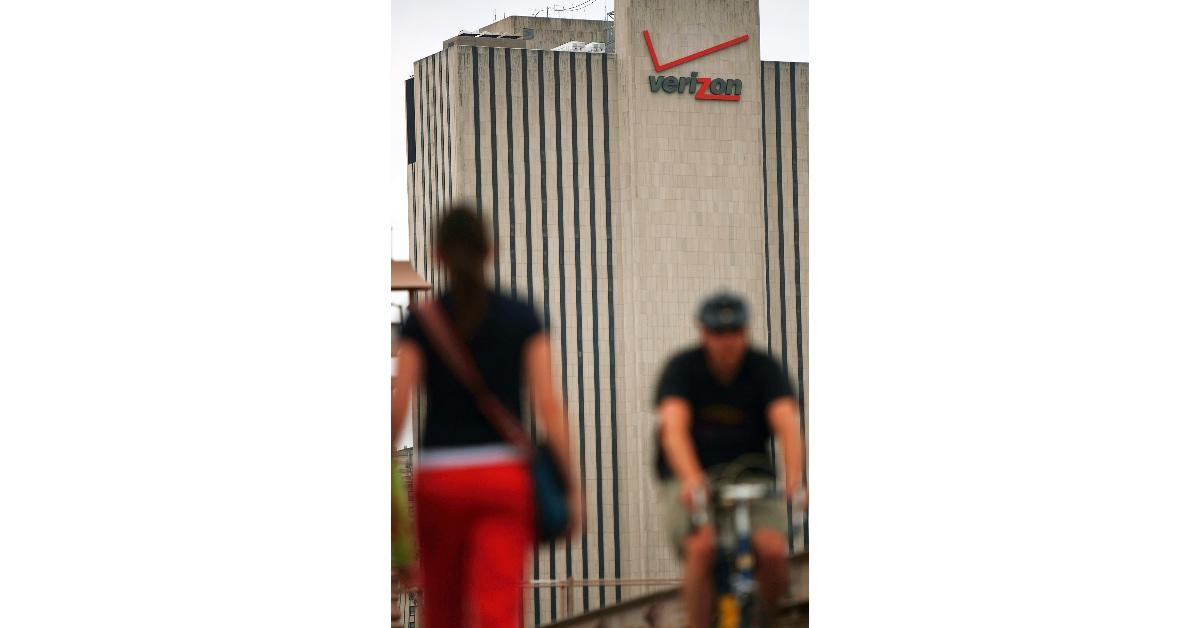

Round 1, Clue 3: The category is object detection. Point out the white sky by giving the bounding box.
[390,0,808,262]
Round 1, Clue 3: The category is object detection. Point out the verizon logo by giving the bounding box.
[642,30,748,102]
[648,72,743,99]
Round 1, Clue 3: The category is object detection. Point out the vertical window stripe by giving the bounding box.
[518,46,541,624]
[437,52,446,291]
[523,49,534,323]
[760,62,775,467]
[791,62,808,552]
[553,49,571,594]
[430,55,441,292]
[489,47,500,287]
[775,61,789,379]
[420,59,429,286]
[601,54,621,603]
[773,60,789,477]
[585,53,606,608]
[784,61,799,552]
[418,59,429,453]
[426,59,436,292]
[539,50,557,622]
[569,51,590,612]
[506,47,517,297]
[445,51,452,207]
[473,47,482,222]
[760,62,772,355]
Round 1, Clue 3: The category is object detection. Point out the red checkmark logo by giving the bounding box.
[642,30,750,73]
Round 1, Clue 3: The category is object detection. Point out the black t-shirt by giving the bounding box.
[399,291,544,449]
[654,347,795,479]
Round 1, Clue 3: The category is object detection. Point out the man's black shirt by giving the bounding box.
[654,347,795,479]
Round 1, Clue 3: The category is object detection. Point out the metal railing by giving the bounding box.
[542,553,808,628]
[523,578,683,618]
[396,552,806,628]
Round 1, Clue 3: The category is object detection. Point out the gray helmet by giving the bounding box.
[697,291,748,332]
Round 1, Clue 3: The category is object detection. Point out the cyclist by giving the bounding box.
[655,291,806,627]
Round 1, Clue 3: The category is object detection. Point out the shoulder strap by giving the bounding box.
[414,300,532,454]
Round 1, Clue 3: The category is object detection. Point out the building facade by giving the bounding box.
[405,1,806,624]
[391,447,417,628]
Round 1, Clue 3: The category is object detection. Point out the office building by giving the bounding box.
[405,0,806,622]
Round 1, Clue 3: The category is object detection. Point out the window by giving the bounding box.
[405,77,416,165]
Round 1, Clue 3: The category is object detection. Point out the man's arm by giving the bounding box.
[659,397,707,507]
[767,397,806,504]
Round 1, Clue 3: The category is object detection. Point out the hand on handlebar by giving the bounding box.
[782,477,811,511]
[680,474,709,512]
[680,474,709,531]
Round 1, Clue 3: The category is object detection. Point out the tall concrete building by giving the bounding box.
[405,0,806,623]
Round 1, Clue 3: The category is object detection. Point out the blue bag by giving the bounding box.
[531,443,569,541]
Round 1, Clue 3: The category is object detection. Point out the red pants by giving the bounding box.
[415,460,533,628]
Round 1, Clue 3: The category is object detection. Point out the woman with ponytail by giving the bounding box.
[391,207,580,628]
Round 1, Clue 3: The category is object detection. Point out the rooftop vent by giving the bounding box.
[551,41,607,53]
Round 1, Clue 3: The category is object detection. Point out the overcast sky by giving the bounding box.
[389,0,808,262]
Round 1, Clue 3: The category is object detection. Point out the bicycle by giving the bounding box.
[689,457,779,628]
